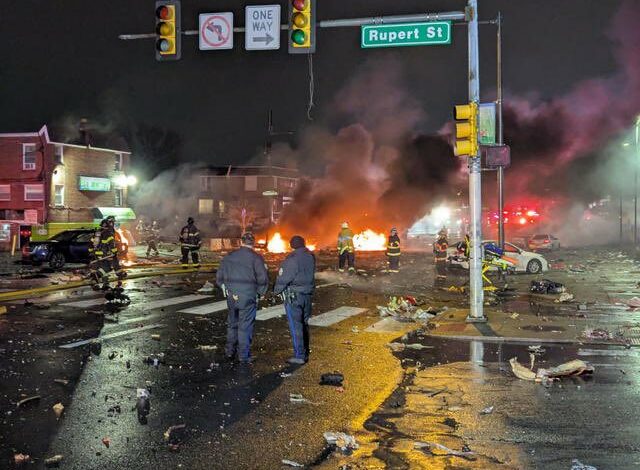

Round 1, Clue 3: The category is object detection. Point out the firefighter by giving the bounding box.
[337,222,355,274]
[91,216,124,290]
[433,228,449,281]
[179,217,201,266]
[216,232,269,364]
[274,235,316,365]
[386,227,401,273]
[146,220,160,257]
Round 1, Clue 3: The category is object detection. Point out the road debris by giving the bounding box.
[53,402,64,418]
[324,431,359,453]
[510,357,594,383]
[528,345,546,356]
[571,459,598,470]
[16,395,41,408]
[136,388,151,424]
[14,453,30,466]
[198,344,218,351]
[319,372,344,386]
[151,334,161,341]
[282,459,304,467]
[102,437,111,448]
[479,406,494,415]
[197,281,215,293]
[54,378,69,386]
[555,292,575,303]
[376,296,438,322]
[510,312,520,319]
[627,297,640,309]
[582,328,613,341]
[387,342,433,352]
[164,424,187,443]
[414,441,476,461]
[289,393,317,404]
[44,454,64,467]
[530,279,566,294]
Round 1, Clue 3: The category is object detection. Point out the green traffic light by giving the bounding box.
[291,29,306,45]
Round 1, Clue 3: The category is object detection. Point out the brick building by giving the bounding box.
[197,165,299,237]
[0,124,133,246]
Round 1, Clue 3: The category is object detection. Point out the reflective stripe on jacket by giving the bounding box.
[180,224,201,248]
[386,235,401,256]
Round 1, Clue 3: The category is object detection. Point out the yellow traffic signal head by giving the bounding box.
[452,102,478,157]
[289,0,316,53]
[155,1,181,61]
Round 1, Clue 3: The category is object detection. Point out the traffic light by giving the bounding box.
[288,0,316,54]
[453,102,479,157]
[155,1,181,61]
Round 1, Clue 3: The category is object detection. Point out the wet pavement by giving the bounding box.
[2,246,640,468]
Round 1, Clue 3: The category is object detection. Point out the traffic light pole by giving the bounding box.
[496,12,505,251]
[466,0,486,322]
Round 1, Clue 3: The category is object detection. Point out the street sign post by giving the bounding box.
[199,13,233,50]
[245,4,281,51]
[361,21,451,48]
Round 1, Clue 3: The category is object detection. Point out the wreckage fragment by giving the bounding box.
[510,357,594,383]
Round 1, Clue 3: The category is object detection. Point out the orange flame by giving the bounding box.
[116,228,129,247]
[353,229,386,251]
[267,232,287,253]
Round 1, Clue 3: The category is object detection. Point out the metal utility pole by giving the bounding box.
[496,12,505,250]
[466,0,486,322]
[620,191,623,244]
[635,116,639,245]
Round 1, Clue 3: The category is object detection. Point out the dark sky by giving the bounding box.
[0,0,622,173]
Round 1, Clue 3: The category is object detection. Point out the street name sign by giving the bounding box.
[361,21,451,48]
[199,13,234,50]
[245,4,281,51]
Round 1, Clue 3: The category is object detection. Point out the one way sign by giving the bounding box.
[245,4,281,50]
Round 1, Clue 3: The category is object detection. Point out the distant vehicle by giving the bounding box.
[23,229,127,269]
[527,234,561,251]
[447,240,549,274]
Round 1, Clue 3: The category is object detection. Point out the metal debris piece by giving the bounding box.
[16,395,41,408]
[414,441,476,461]
[319,372,344,386]
[479,406,494,415]
[164,424,187,442]
[197,281,215,293]
[198,345,218,351]
[387,342,433,352]
[53,402,64,419]
[510,357,594,383]
[571,459,598,470]
[324,432,359,453]
[509,358,537,381]
[54,379,69,386]
[282,459,304,467]
[14,453,30,466]
[555,292,575,303]
[102,437,111,448]
[44,454,64,467]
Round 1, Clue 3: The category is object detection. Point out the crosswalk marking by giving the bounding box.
[60,323,165,349]
[308,306,367,327]
[178,300,228,315]
[61,297,106,308]
[256,305,286,321]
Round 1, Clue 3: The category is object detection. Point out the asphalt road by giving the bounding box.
[2,246,640,469]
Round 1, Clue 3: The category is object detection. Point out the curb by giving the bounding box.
[424,332,629,347]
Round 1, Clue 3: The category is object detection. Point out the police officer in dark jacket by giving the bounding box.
[216,232,269,363]
[179,217,201,265]
[274,235,316,365]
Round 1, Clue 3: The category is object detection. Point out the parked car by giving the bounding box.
[23,229,127,269]
[447,240,549,274]
[528,234,561,251]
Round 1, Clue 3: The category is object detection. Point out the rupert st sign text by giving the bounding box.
[361,21,451,48]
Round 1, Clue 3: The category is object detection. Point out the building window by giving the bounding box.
[0,185,10,201]
[114,153,123,171]
[24,184,44,201]
[54,145,64,164]
[201,176,213,192]
[199,199,214,215]
[218,200,226,216]
[54,185,64,207]
[114,188,123,207]
[23,144,37,170]
[244,176,257,191]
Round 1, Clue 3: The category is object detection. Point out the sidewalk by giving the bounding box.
[426,303,640,345]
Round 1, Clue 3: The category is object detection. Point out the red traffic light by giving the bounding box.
[292,0,306,11]
[156,6,172,19]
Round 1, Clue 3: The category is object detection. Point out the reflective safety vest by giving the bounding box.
[337,228,354,254]
[386,235,401,256]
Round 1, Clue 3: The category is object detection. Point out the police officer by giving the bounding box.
[274,235,316,365]
[179,217,201,265]
[386,227,401,273]
[337,222,355,273]
[216,232,269,364]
